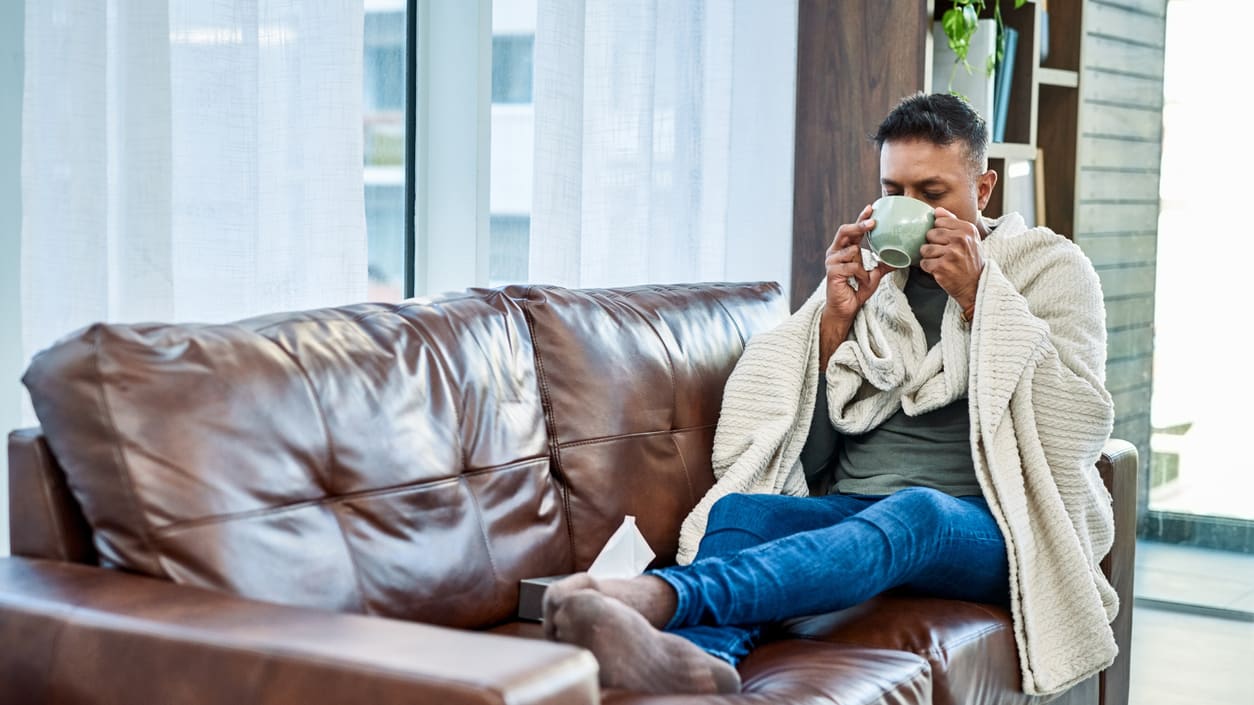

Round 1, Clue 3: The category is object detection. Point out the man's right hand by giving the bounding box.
[820,205,892,369]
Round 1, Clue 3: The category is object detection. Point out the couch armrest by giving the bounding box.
[0,557,598,705]
[1097,438,1139,705]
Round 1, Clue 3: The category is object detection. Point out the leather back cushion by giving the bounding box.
[512,283,787,568]
[22,282,787,625]
[22,291,570,628]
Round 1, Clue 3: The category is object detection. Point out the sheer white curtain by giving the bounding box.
[529,0,795,289]
[21,0,367,374]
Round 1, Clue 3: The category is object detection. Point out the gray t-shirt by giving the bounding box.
[801,268,980,497]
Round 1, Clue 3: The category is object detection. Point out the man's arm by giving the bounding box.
[818,309,852,372]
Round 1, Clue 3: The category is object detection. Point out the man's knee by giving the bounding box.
[707,493,758,530]
[697,494,776,560]
[874,487,957,530]
[891,486,949,509]
[874,487,996,539]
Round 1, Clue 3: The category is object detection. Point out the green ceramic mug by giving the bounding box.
[866,195,935,269]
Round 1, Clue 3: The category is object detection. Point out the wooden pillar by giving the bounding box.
[790,0,931,310]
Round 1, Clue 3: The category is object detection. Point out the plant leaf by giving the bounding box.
[942,7,971,58]
[962,4,978,32]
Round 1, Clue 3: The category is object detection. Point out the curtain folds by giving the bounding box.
[21,0,367,372]
[528,0,736,288]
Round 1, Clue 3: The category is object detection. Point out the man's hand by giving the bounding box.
[820,205,893,368]
[919,206,984,318]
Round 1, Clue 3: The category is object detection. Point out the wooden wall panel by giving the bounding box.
[1104,295,1157,331]
[1079,170,1161,202]
[1081,233,1157,264]
[1077,201,1159,234]
[789,0,929,311]
[1087,1,1167,42]
[1084,34,1165,76]
[1094,264,1157,298]
[1107,357,1154,392]
[1080,136,1163,172]
[1083,70,1165,109]
[1107,325,1155,361]
[1085,103,1163,142]
[1074,0,1169,527]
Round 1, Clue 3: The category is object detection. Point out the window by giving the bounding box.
[1148,0,1254,551]
[492,35,534,104]
[363,1,407,302]
[489,1,537,286]
[363,0,536,295]
[376,0,794,298]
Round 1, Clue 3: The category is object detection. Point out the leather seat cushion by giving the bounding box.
[491,622,931,705]
[779,595,1041,705]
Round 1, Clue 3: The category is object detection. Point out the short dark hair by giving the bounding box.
[872,92,988,174]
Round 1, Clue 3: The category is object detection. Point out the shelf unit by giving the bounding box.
[928,0,1083,236]
[790,0,1086,308]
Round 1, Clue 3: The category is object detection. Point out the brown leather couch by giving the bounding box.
[2,281,1137,705]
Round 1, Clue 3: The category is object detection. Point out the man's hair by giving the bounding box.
[872,92,988,175]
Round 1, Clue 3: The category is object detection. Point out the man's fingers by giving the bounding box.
[829,260,869,282]
[926,224,961,244]
[825,244,864,267]
[830,210,876,250]
[831,224,874,253]
[825,246,863,265]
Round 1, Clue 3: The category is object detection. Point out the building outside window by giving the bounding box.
[364,0,536,296]
[364,0,406,302]
[489,0,536,287]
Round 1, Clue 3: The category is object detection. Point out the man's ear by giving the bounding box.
[976,169,998,211]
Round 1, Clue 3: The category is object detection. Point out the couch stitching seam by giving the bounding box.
[151,460,547,535]
[558,423,716,449]
[520,289,577,569]
[461,475,503,588]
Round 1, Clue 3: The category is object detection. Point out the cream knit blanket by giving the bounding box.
[677,214,1118,695]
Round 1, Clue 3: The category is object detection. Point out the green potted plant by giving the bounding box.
[939,0,1027,90]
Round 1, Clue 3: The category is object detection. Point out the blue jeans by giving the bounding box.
[648,488,1010,664]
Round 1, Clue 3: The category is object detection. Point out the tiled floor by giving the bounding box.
[1134,539,1254,616]
[1129,540,1254,705]
[1129,607,1254,705]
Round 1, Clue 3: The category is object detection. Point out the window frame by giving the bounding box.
[405,0,492,299]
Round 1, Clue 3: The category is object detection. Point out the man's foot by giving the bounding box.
[542,573,676,638]
[547,589,742,695]
[542,573,599,639]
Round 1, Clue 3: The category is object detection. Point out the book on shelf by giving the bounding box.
[992,25,1019,143]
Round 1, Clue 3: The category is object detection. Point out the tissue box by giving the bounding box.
[516,515,655,622]
[517,574,569,622]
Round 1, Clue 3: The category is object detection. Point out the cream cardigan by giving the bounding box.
[677,214,1118,695]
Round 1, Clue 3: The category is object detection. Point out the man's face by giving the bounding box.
[878,137,996,227]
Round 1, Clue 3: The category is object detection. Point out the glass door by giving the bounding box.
[1148,0,1254,556]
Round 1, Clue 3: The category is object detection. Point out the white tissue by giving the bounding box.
[586,515,656,579]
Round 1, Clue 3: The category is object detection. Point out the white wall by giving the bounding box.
[1,0,24,556]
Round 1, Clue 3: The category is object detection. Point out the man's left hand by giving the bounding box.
[919,206,984,317]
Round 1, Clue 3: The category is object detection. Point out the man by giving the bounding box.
[542,92,1118,697]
